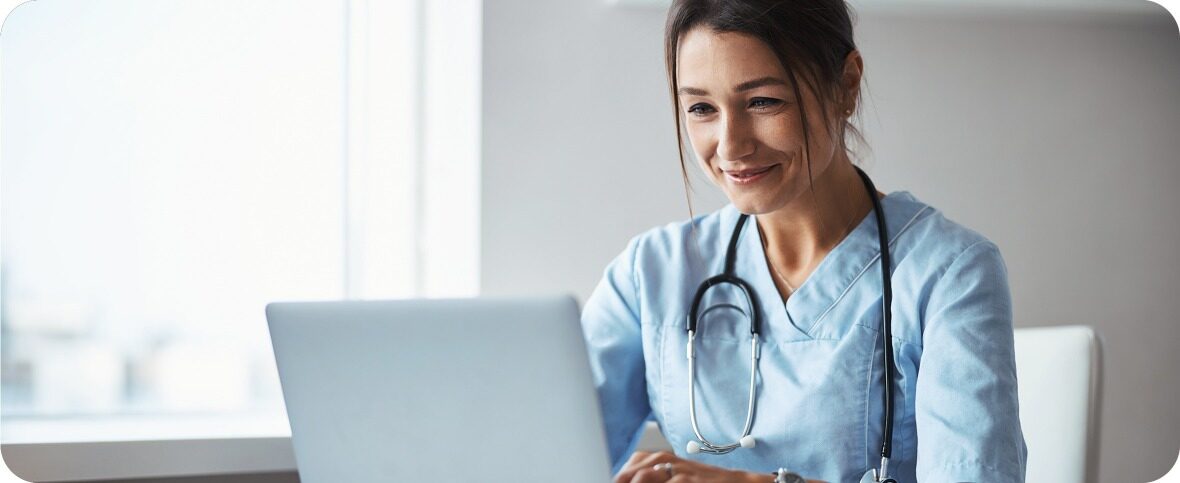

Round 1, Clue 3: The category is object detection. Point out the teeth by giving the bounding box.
[730,166,771,178]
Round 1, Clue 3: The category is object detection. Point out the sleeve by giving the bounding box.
[580,236,653,474]
[914,241,1029,482]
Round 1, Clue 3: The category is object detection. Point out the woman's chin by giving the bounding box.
[730,196,778,215]
[724,185,806,215]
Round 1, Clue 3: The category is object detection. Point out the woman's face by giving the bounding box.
[676,28,842,215]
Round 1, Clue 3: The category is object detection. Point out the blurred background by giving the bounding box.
[1,0,1177,482]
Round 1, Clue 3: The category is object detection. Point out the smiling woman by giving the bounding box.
[581,1,1028,482]
[674,28,868,295]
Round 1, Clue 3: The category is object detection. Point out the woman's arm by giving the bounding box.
[914,241,1028,482]
[582,237,655,474]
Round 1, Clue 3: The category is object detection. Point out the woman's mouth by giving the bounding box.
[723,165,778,185]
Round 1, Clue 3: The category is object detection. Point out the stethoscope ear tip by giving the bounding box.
[686,440,701,454]
[739,435,756,448]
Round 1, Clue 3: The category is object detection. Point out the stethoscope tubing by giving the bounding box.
[855,167,897,473]
[685,166,898,481]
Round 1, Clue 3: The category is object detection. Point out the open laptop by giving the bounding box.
[265,295,613,482]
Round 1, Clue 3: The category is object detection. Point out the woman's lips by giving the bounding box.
[723,164,778,185]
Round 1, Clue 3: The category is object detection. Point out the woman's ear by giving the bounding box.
[839,50,864,114]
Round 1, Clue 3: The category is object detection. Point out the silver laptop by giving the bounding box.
[266,295,612,482]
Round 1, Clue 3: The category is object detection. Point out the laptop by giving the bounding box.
[265,295,613,482]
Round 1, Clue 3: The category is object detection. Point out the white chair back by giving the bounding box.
[1014,325,1103,483]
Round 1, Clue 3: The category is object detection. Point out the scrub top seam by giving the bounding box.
[863,324,922,475]
[920,239,993,336]
[894,338,918,463]
[863,323,879,474]
[631,235,665,437]
[805,205,932,340]
[658,324,672,447]
[934,239,992,282]
[629,234,641,329]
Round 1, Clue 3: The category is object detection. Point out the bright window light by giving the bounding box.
[0,0,479,437]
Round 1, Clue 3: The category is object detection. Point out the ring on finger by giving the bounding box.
[653,462,674,478]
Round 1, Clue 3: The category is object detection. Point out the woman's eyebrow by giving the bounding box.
[735,76,787,92]
[677,77,787,97]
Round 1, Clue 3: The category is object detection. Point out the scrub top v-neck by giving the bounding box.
[581,191,1028,483]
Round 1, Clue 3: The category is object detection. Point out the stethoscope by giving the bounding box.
[684,166,899,483]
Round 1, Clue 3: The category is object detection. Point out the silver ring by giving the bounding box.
[653,462,674,478]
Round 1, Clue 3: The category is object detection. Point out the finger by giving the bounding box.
[640,451,676,465]
[613,452,651,483]
[615,451,676,483]
[629,466,671,483]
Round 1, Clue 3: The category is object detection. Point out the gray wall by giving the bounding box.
[482,2,1180,482]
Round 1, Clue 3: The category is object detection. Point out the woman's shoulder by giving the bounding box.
[885,191,1006,275]
[885,192,1014,351]
[598,205,738,287]
[623,204,737,263]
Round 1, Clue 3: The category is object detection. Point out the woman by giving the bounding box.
[581,1,1028,482]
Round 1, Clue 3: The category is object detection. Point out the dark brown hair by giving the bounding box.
[664,0,864,207]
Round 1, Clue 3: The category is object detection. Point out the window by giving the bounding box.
[0,0,478,436]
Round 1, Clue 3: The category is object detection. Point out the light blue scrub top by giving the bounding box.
[581,192,1028,483]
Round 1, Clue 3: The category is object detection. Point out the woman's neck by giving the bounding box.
[755,158,874,295]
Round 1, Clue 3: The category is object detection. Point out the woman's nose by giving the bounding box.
[716,114,755,161]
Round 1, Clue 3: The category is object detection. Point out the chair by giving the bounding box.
[1014,325,1104,483]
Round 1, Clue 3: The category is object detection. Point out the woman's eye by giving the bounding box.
[686,103,715,116]
[750,97,782,109]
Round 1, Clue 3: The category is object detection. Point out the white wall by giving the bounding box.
[481,2,1179,482]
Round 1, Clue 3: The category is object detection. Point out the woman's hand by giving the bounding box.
[613,451,767,483]
[612,451,827,483]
